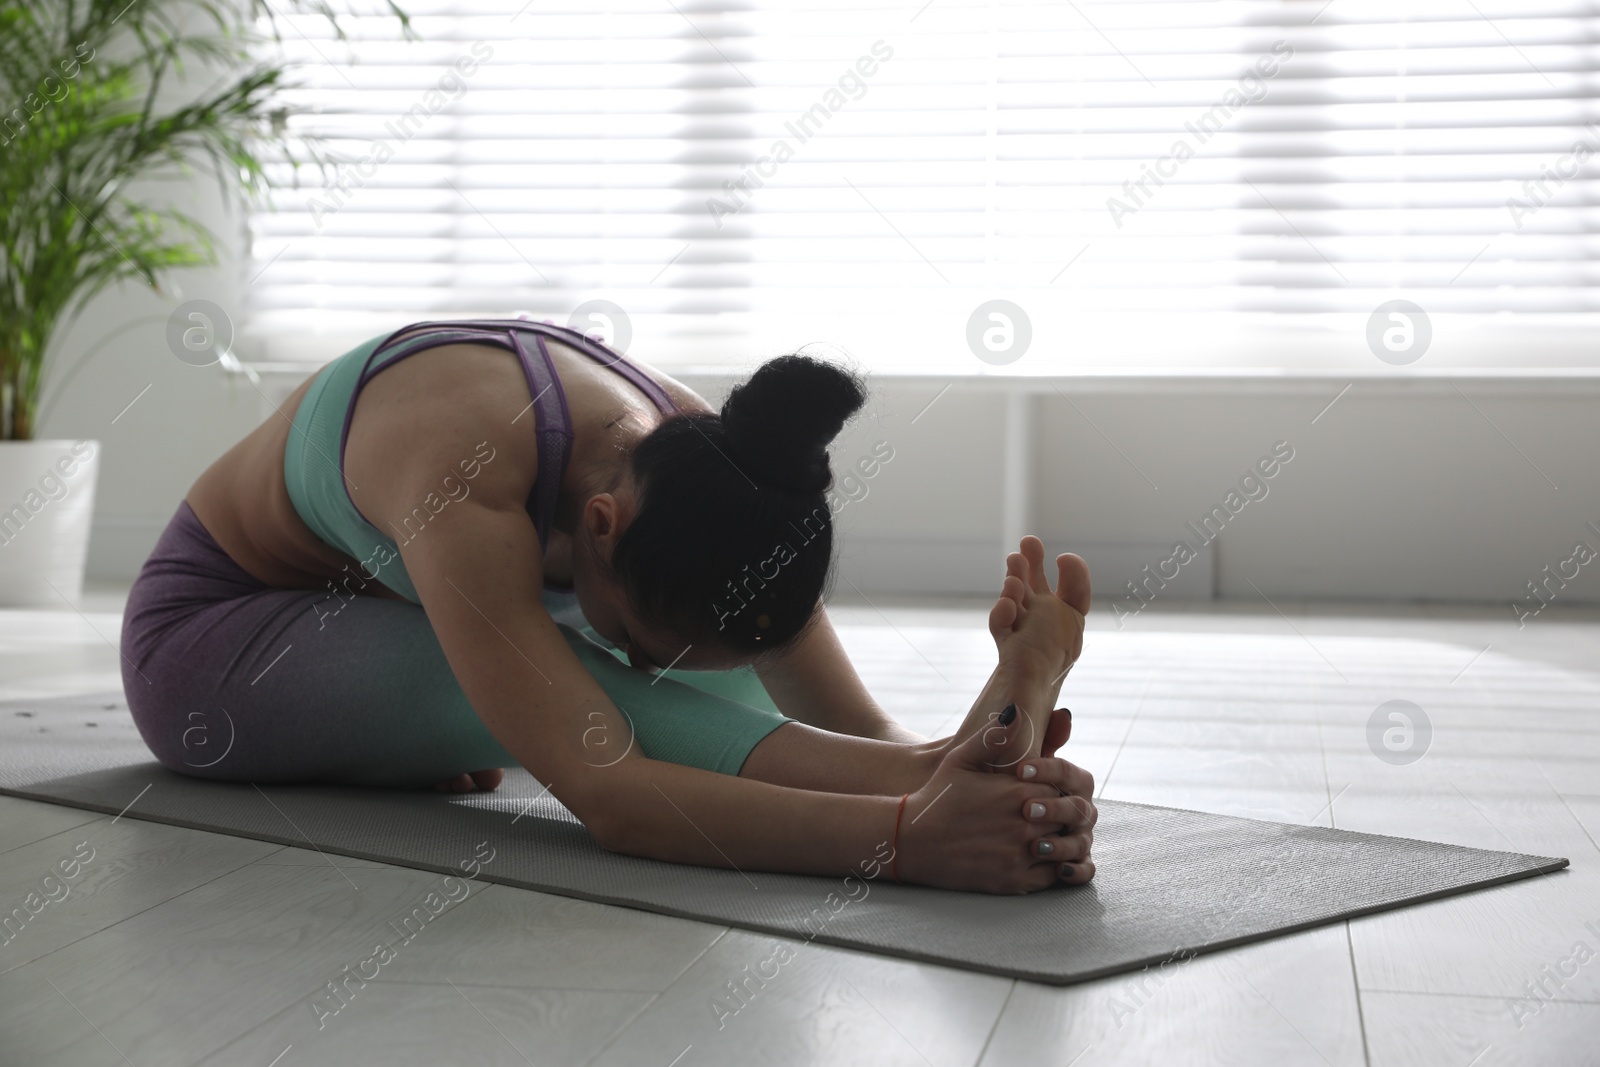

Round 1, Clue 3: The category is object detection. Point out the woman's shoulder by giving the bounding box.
[345,341,543,524]
[629,356,714,416]
[545,336,714,419]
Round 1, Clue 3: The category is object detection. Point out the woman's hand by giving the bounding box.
[894,704,1073,894]
[1015,748,1097,885]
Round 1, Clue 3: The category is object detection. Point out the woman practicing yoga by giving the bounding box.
[120,318,1098,894]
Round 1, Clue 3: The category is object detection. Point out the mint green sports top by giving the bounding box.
[283,318,678,605]
[278,318,792,778]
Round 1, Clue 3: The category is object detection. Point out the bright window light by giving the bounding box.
[245,1,1600,374]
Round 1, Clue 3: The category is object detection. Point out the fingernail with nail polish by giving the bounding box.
[1037,840,1054,856]
[1021,764,1037,779]
[1029,802,1046,818]
[998,703,1017,725]
[1061,863,1076,879]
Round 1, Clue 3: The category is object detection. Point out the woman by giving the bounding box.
[120,318,1098,894]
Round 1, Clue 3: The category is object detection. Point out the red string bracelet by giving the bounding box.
[891,792,909,883]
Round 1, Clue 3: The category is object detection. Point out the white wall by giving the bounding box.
[41,196,1600,612]
[677,375,1600,611]
[1027,383,1600,609]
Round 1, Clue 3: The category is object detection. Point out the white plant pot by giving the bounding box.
[0,440,101,607]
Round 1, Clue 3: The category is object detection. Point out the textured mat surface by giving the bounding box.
[0,690,1569,986]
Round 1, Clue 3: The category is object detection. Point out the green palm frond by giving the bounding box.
[0,0,409,439]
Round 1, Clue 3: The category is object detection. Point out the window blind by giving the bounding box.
[245,1,1600,371]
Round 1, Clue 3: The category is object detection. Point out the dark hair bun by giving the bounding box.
[720,354,867,494]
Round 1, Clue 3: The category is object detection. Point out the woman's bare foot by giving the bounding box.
[989,536,1089,655]
[988,538,1085,678]
[938,540,1077,766]
[433,769,505,793]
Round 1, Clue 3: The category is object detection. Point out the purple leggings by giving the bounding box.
[119,501,789,786]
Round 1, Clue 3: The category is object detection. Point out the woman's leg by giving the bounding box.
[121,502,794,788]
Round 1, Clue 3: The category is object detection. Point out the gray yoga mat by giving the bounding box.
[0,690,1570,986]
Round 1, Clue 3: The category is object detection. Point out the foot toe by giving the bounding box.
[1055,552,1091,615]
[989,595,1019,641]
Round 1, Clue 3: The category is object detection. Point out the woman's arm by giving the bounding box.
[401,498,1062,888]
[340,347,1077,891]
[753,540,1090,757]
[736,716,941,793]
[753,605,928,743]
[738,567,1083,793]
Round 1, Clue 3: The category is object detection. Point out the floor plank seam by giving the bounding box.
[183,869,510,1067]
[577,926,732,1067]
[377,978,682,993]
[1529,763,1600,857]
[1094,665,1159,800]
[0,804,102,859]
[970,979,1017,1067]
[1357,987,1600,1005]
[1344,921,1373,1067]
[5,825,276,983]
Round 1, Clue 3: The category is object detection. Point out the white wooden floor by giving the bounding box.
[1,585,1596,1067]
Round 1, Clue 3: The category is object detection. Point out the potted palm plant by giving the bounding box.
[0,0,405,605]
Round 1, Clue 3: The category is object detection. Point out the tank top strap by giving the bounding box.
[364,325,507,382]
[517,329,572,557]
[356,320,574,554]
[417,318,679,416]
[531,322,679,417]
[348,317,676,569]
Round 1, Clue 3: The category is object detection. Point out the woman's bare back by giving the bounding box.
[184,329,708,600]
